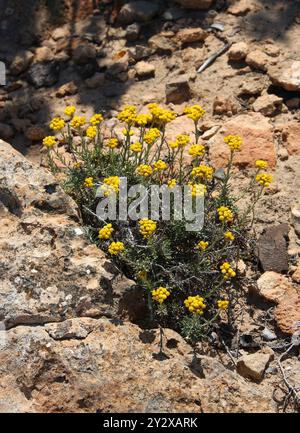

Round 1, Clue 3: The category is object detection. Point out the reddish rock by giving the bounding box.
[292,262,300,283]
[281,122,300,155]
[228,0,256,15]
[268,61,300,92]
[256,272,300,335]
[209,112,276,168]
[228,42,249,61]
[176,28,208,45]
[213,97,238,116]
[252,93,283,116]
[246,50,275,72]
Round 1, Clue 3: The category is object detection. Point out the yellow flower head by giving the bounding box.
[224,135,242,152]
[135,113,152,127]
[147,103,176,124]
[101,176,120,196]
[191,164,214,181]
[176,134,190,147]
[188,144,205,158]
[256,173,273,188]
[138,218,157,239]
[43,136,57,148]
[86,125,97,139]
[136,164,153,177]
[153,159,168,171]
[70,115,86,128]
[98,223,114,240]
[255,159,268,170]
[167,179,177,189]
[188,182,207,197]
[183,105,206,122]
[73,161,82,169]
[144,128,160,145]
[64,106,76,117]
[197,240,209,251]
[168,140,179,150]
[122,128,134,136]
[152,286,170,304]
[220,262,236,280]
[217,300,229,310]
[117,105,137,125]
[84,177,94,188]
[106,138,119,149]
[224,231,235,242]
[108,241,125,255]
[184,295,206,315]
[218,206,233,223]
[130,142,142,153]
[90,113,103,126]
[49,117,65,131]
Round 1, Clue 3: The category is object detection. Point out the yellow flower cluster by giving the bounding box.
[90,113,103,126]
[191,164,214,181]
[106,138,119,149]
[130,142,142,153]
[256,173,273,187]
[188,183,207,197]
[152,286,170,304]
[135,113,152,126]
[224,135,242,152]
[255,159,268,170]
[108,241,125,255]
[153,159,168,171]
[101,176,120,196]
[144,128,160,145]
[86,125,97,139]
[175,134,190,147]
[188,144,205,158]
[148,103,176,124]
[218,206,233,222]
[73,161,82,169]
[224,231,235,241]
[136,164,153,177]
[43,136,57,148]
[183,104,206,122]
[50,117,65,131]
[220,262,236,280]
[167,179,177,188]
[197,240,209,250]
[122,128,134,136]
[117,105,137,125]
[98,223,114,240]
[217,300,229,310]
[184,295,206,315]
[70,115,86,128]
[138,218,157,238]
[84,177,94,188]
[64,105,76,117]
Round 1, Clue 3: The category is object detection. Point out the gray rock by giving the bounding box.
[174,0,213,9]
[10,51,34,75]
[166,75,191,104]
[28,61,60,88]
[257,224,289,273]
[261,327,277,341]
[72,44,96,65]
[126,23,141,41]
[0,123,14,140]
[117,1,160,25]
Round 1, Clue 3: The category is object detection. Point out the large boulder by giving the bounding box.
[0,140,139,329]
[0,141,278,413]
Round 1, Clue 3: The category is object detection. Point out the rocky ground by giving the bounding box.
[0,0,300,413]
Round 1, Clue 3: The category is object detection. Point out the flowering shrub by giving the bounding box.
[44,104,273,342]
